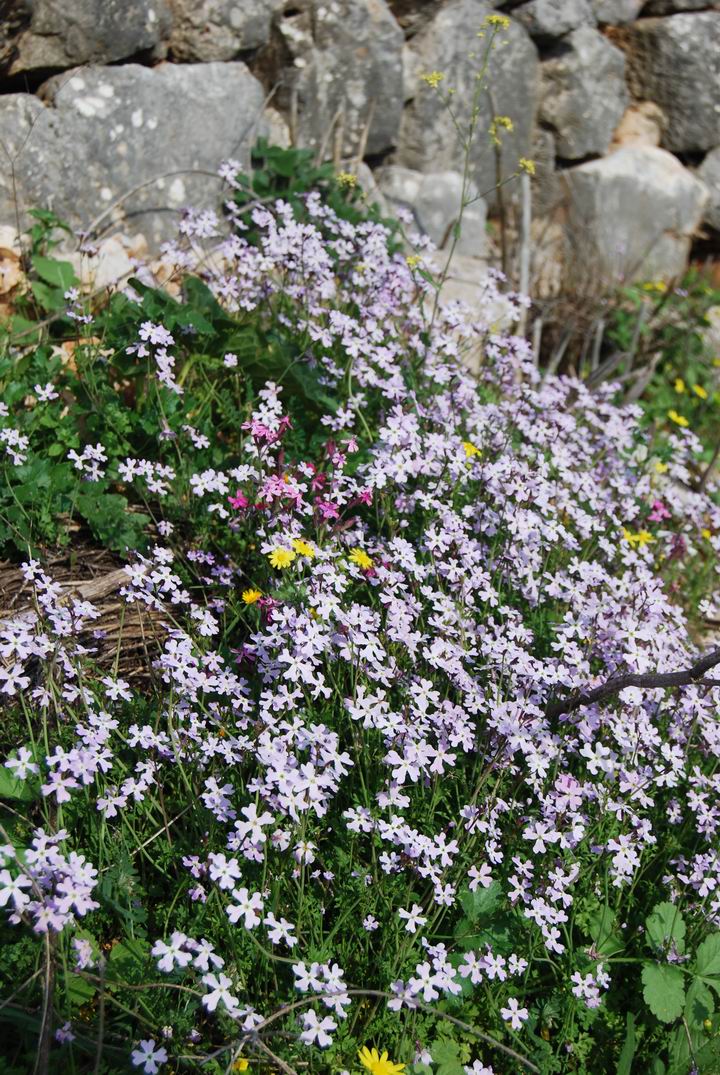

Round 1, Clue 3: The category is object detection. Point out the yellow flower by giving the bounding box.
[693,383,708,399]
[406,254,421,269]
[358,1046,406,1075]
[518,157,536,175]
[714,358,720,368]
[654,461,668,474]
[622,528,655,548]
[667,409,689,428]
[674,377,686,393]
[420,71,444,88]
[349,548,373,570]
[242,588,262,604]
[232,1060,249,1072]
[484,12,510,28]
[463,440,481,459]
[702,528,712,540]
[489,115,513,145]
[642,280,667,293]
[336,171,358,189]
[291,538,316,558]
[268,547,296,569]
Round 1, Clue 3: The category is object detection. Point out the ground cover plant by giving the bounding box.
[3,62,720,1075]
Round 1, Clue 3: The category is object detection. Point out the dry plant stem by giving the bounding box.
[546,645,720,719]
[517,171,531,335]
[697,438,720,493]
[93,957,107,1075]
[34,933,55,1075]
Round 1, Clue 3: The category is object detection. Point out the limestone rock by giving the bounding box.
[8,0,171,74]
[610,101,665,149]
[697,147,720,231]
[563,145,708,281]
[397,0,539,204]
[0,64,267,246]
[619,14,720,153]
[376,165,487,257]
[591,0,642,23]
[278,0,404,158]
[539,27,628,160]
[513,0,596,38]
[168,0,284,61]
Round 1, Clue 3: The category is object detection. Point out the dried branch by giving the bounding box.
[546,645,720,719]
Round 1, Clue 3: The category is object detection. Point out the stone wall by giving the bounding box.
[0,0,718,291]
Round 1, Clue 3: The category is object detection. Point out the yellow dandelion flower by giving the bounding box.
[242,588,262,604]
[702,528,712,540]
[518,157,536,175]
[654,461,669,474]
[232,1060,249,1073]
[358,1046,406,1075]
[349,548,373,570]
[668,409,689,428]
[336,171,357,189]
[463,440,481,458]
[268,547,296,569]
[420,71,445,88]
[291,538,316,558]
[674,377,686,393]
[693,383,708,399]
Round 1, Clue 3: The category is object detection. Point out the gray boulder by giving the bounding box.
[7,0,171,74]
[278,0,404,158]
[0,64,267,246]
[697,147,720,231]
[513,0,596,38]
[540,27,628,160]
[563,145,708,282]
[619,14,720,154]
[397,0,539,205]
[376,165,488,257]
[168,0,284,60]
[591,0,642,23]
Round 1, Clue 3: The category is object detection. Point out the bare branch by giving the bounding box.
[545,645,720,719]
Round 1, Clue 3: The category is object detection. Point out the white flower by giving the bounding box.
[131,1039,168,1073]
[300,1008,337,1047]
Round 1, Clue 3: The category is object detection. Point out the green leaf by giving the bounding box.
[31,254,77,290]
[0,760,40,802]
[695,934,720,980]
[64,974,96,1007]
[588,905,625,958]
[685,978,714,1026]
[430,1041,465,1075]
[642,963,686,1023]
[460,881,503,922]
[616,1012,636,1075]
[646,902,686,956]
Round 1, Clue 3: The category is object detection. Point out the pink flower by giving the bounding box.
[648,499,670,522]
[228,490,249,510]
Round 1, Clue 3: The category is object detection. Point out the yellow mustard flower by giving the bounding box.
[693,383,708,399]
[420,71,444,88]
[667,410,689,428]
[642,281,667,293]
[406,254,421,269]
[674,377,686,393]
[702,528,712,540]
[336,171,357,189]
[484,12,510,28]
[654,461,669,474]
[291,538,316,558]
[518,157,536,175]
[349,548,373,570]
[358,1046,406,1075]
[622,528,656,548]
[241,588,262,604]
[463,440,481,459]
[268,547,296,569]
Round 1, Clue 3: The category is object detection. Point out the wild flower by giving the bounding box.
[358,1046,406,1074]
